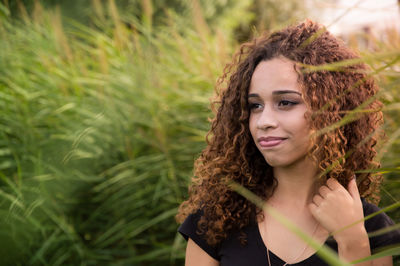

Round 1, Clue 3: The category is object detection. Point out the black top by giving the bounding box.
[178,199,400,265]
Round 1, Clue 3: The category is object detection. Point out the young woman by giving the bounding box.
[176,20,400,265]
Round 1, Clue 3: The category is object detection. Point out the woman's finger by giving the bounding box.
[318,185,331,198]
[326,178,342,191]
[312,194,324,206]
[347,178,360,200]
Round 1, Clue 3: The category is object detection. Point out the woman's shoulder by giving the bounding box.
[178,209,221,260]
[361,198,396,227]
[361,198,400,251]
[178,209,205,242]
[178,209,258,261]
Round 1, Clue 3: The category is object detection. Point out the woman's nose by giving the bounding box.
[256,108,278,130]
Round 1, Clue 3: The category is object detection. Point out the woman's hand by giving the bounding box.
[309,178,364,241]
[309,178,372,265]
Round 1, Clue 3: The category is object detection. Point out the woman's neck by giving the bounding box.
[270,157,319,208]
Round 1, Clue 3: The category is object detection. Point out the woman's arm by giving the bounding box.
[185,238,219,266]
[372,256,392,266]
[335,229,392,265]
[334,225,371,265]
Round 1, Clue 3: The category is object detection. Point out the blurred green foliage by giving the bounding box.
[0,0,398,265]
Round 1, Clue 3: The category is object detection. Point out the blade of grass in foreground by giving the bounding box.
[229,181,351,266]
[368,224,400,238]
[351,246,400,264]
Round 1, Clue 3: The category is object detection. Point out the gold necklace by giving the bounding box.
[264,217,319,266]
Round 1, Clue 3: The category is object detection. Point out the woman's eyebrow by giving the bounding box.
[248,90,302,99]
[272,90,302,96]
[248,93,259,98]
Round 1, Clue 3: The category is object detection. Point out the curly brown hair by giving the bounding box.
[176,20,383,246]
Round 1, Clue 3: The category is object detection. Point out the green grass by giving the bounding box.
[0,1,245,264]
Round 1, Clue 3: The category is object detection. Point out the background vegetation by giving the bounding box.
[0,0,398,265]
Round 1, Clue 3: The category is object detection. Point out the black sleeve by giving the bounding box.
[362,198,400,252]
[178,211,220,260]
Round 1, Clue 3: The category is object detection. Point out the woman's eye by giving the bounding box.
[249,103,262,110]
[278,100,298,107]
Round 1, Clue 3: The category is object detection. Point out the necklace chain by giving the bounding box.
[264,216,319,266]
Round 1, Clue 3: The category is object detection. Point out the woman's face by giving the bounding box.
[248,57,312,168]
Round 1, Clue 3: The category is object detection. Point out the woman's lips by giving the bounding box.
[258,137,287,148]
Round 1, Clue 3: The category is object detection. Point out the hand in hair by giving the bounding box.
[309,178,364,239]
[309,178,371,264]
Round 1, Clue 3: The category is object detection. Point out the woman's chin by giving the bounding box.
[264,154,312,169]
